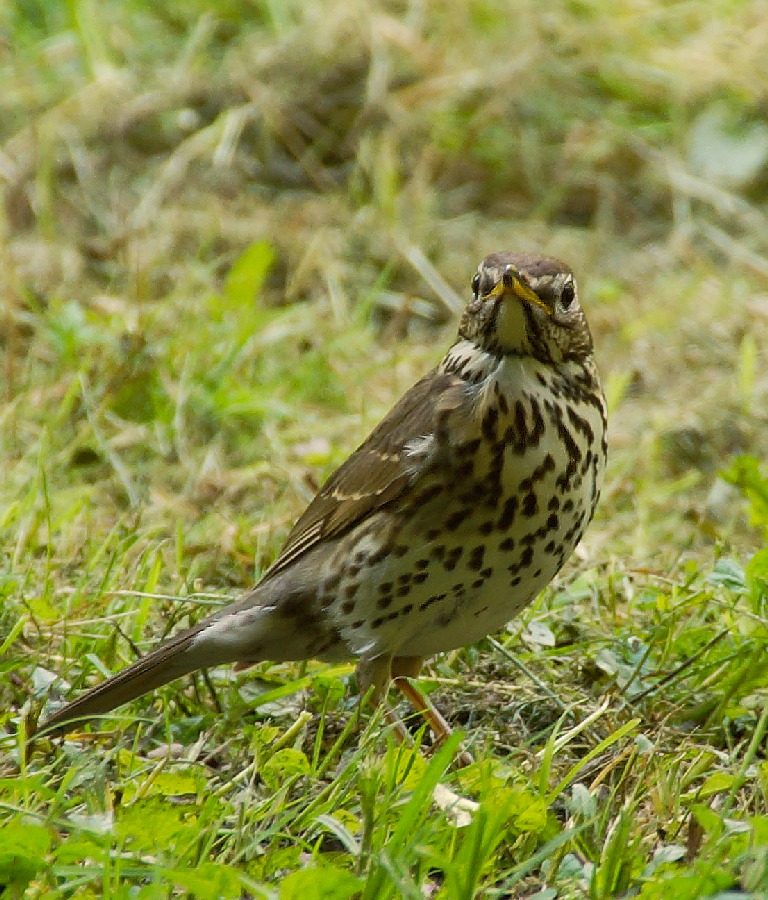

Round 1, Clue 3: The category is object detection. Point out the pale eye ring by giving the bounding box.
[561,281,575,308]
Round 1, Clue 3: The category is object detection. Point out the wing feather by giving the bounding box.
[262,368,466,580]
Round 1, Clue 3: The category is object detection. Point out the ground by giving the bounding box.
[3,1,768,897]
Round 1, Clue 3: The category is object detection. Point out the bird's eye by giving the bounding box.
[561,281,576,308]
[471,273,481,295]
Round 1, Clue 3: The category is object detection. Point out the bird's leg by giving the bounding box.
[391,656,474,767]
[355,654,411,745]
[356,655,473,766]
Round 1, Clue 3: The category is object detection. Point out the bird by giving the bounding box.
[37,251,607,754]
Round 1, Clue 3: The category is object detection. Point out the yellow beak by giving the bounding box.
[484,266,551,315]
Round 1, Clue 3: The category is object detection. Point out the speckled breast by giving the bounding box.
[319,354,606,663]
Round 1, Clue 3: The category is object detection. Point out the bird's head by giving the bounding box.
[459,252,594,364]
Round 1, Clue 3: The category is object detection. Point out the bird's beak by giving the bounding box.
[484,265,551,315]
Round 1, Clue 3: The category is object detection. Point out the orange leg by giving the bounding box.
[356,654,473,767]
[356,653,413,744]
[392,656,474,768]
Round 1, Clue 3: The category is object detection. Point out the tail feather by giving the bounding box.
[36,577,321,739]
[37,620,227,737]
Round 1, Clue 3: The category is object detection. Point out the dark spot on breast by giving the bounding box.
[341,600,356,614]
[497,496,518,529]
[455,461,475,479]
[420,593,446,611]
[457,438,481,459]
[567,406,595,443]
[482,405,499,441]
[520,454,556,492]
[368,545,390,565]
[444,547,463,571]
[446,509,470,530]
[413,572,429,584]
[499,537,515,551]
[377,596,393,609]
[514,400,526,446]
[522,493,538,517]
[528,399,545,446]
[467,545,485,571]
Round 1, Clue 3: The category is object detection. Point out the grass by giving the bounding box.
[3,0,768,895]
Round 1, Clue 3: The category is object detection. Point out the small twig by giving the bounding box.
[699,222,768,278]
[628,629,728,705]
[397,240,465,316]
[108,589,228,606]
[489,637,603,745]
[535,696,613,760]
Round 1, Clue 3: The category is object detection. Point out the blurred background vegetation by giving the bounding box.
[4,0,768,896]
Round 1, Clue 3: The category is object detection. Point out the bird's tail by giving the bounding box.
[35,574,320,739]
[36,616,240,738]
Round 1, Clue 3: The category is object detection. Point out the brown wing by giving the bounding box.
[261,367,467,581]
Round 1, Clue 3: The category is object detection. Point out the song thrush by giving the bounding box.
[39,252,607,751]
